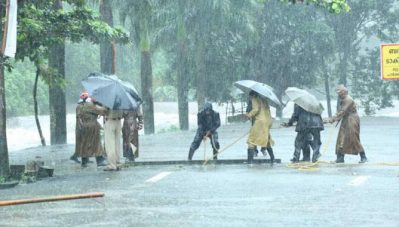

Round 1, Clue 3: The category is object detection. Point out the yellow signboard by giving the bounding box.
[381,44,399,80]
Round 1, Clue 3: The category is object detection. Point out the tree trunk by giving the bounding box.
[336,50,349,111]
[100,0,113,75]
[324,72,332,118]
[48,0,66,145]
[176,1,189,130]
[177,43,189,130]
[275,86,284,119]
[0,1,10,178]
[338,52,348,86]
[141,51,154,134]
[195,41,205,109]
[34,68,46,146]
[0,58,9,178]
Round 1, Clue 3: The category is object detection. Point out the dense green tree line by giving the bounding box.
[3,0,399,119]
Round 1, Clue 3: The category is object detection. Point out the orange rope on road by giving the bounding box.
[203,131,249,165]
[0,192,104,207]
[287,125,337,171]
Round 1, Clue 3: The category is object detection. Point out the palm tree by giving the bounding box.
[118,0,155,134]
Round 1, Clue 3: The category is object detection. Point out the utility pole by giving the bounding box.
[0,0,11,178]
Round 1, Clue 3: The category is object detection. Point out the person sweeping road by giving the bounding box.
[188,103,221,161]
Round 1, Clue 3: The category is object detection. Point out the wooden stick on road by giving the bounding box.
[0,192,104,207]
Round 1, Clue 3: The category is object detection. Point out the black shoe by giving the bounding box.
[335,153,345,163]
[312,152,321,163]
[96,156,107,167]
[247,149,254,164]
[266,147,274,164]
[188,148,195,161]
[213,150,218,160]
[359,152,368,163]
[260,148,267,157]
[70,155,81,164]
[81,157,89,167]
[290,158,299,163]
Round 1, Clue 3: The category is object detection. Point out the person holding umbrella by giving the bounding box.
[282,104,324,163]
[282,87,324,163]
[245,90,275,164]
[82,73,143,171]
[328,85,367,163]
[74,91,108,167]
[234,80,281,164]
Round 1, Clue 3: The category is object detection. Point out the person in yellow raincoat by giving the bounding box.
[245,91,274,163]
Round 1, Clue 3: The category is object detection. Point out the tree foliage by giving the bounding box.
[4,0,129,116]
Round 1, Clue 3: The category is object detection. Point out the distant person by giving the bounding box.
[74,92,107,167]
[122,106,144,162]
[103,109,124,171]
[188,102,221,161]
[328,85,367,163]
[282,104,324,163]
[245,91,274,164]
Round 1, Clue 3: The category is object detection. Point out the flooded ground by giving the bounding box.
[1,102,399,226]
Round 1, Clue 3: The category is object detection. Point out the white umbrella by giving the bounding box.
[285,87,324,115]
[234,80,281,107]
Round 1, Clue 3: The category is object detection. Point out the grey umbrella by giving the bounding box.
[234,80,281,107]
[81,74,142,110]
[285,87,324,114]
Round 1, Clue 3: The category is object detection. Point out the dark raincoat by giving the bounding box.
[288,104,324,132]
[122,108,143,158]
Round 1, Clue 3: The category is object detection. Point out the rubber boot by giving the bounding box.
[290,148,300,163]
[127,154,135,162]
[359,152,368,163]
[70,154,81,164]
[335,153,345,163]
[266,147,274,164]
[188,148,195,161]
[312,152,321,163]
[81,157,89,167]
[96,156,107,166]
[301,145,311,162]
[213,149,218,160]
[260,147,267,157]
[247,148,254,164]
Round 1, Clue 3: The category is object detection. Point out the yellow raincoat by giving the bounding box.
[247,96,274,147]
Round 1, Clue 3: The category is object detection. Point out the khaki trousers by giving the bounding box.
[104,119,121,169]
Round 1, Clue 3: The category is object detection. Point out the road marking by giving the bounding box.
[145,171,173,183]
[348,176,370,187]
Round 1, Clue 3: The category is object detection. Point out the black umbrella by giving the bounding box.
[82,73,142,110]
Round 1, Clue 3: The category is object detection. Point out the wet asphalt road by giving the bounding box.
[1,117,399,226]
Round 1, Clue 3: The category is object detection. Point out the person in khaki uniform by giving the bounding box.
[122,106,144,162]
[245,91,275,163]
[103,110,124,171]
